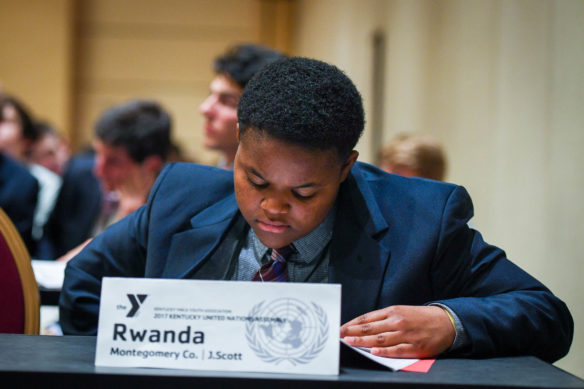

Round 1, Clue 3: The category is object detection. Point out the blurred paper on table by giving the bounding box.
[32,260,66,290]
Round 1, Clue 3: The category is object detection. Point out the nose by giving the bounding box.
[199,95,215,117]
[261,196,290,216]
[93,155,105,179]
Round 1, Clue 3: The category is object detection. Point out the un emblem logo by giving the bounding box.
[245,298,329,365]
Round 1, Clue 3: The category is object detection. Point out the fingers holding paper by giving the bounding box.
[340,305,455,358]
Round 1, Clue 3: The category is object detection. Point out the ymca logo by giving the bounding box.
[126,294,148,317]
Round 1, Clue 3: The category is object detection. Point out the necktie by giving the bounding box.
[252,245,294,282]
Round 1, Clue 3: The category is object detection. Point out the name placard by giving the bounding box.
[95,277,341,375]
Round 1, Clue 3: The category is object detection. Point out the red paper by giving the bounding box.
[400,358,435,373]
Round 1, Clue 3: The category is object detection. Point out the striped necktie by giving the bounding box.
[252,245,294,282]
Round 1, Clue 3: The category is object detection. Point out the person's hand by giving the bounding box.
[57,238,92,263]
[340,305,455,358]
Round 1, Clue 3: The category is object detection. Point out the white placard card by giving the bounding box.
[95,277,341,375]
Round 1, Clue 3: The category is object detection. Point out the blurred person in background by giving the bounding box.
[199,43,285,169]
[0,151,38,252]
[377,132,447,181]
[0,95,38,161]
[0,95,59,255]
[29,121,71,177]
[46,99,173,260]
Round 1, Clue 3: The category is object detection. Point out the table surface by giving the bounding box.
[1,334,582,389]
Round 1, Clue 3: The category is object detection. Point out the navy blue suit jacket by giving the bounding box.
[45,152,102,258]
[60,162,573,362]
[0,153,39,252]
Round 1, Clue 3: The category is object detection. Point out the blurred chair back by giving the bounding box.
[0,207,40,334]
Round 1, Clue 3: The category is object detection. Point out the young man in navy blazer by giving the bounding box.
[60,57,573,363]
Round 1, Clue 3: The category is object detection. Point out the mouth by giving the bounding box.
[204,124,214,135]
[257,220,290,234]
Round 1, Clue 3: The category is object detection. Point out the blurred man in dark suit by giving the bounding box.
[46,99,172,259]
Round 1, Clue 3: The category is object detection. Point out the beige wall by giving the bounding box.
[0,0,75,136]
[292,0,387,163]
[293,0,584,377]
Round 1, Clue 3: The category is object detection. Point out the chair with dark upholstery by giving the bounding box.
[0,207,40,334]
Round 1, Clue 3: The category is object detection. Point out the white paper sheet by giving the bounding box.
[31,259,66,290]
[340,338,419,371]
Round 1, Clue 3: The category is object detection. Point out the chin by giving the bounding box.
[202,139,213,149]
[204,141,221,151]
[254,231,293,250]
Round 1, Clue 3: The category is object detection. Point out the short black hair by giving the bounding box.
[35,120,60,138]
[95,100,172,163]
[0,95,38,142]
[237,57,365,161]
[214,43,286,89]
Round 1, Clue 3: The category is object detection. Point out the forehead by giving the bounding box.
[210,74,242,95]
[1,105,20,123]
[237,130,341,181]
[93,140,132,161]
[33,137,58,154]
[38,134,60,148]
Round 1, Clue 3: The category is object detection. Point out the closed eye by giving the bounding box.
[247,177,268,189]
[218,93,239,108]
[292,190,316,200]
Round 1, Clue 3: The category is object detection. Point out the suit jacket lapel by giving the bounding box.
[162,194,241,279]
[189,215,248,280]
[329,167,391,323]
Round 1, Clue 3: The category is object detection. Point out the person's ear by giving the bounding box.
[141,155,164,175]
[22,139,34,156]
[236,123,240,143]
[340,150,359,182]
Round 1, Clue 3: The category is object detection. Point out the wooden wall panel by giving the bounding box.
[79,0,260,28]
[77,38,239,83]
[0,0,75,138]
[71,0,286,164]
